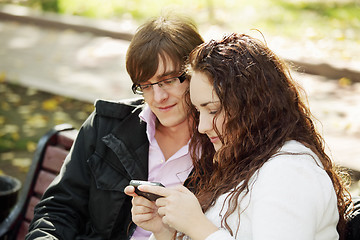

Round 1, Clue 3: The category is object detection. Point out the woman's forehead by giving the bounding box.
[190,71,218,105]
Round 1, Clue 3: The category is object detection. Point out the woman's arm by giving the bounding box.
[249,154,339,240]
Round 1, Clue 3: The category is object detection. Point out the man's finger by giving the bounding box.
[132,212,156,223]
[132,195,157,208]
[132,205,155,215]
[124,185,137,197]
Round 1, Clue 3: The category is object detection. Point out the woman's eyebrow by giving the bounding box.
[200,101,220,107]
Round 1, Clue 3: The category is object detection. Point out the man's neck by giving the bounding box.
[156,119,190,138]
[155,120,191,160]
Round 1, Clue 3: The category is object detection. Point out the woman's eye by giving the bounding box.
[209,110,218,114]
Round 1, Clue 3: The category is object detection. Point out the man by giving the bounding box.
[26,14,203,239]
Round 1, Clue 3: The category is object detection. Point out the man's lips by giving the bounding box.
[158,104,176,111]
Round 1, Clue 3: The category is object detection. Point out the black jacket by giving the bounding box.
[26,98,149,239]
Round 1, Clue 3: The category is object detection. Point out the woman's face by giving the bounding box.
[190,71,225,151]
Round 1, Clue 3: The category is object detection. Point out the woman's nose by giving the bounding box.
[198,113,212,134]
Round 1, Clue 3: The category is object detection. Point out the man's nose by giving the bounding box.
[152,84,168,102]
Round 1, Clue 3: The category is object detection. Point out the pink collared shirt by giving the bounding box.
[131,105,193,240]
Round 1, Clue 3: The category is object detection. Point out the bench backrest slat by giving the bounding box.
[0,124,78,240]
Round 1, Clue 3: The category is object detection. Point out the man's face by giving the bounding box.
[143,56,189,128]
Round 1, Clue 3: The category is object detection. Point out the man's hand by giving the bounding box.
[124,185,175,239]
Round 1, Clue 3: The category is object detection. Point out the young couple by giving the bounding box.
[27,13,349,240]
[125,32,350,240]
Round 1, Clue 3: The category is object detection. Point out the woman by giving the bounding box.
[125,33,350,240]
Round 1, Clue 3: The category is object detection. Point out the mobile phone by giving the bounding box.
[129,180,165,201]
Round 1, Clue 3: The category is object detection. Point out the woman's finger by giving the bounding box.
[155,196,167,207]
[161,215,173,229]
[173,184,191,193]
[137,185,170,197]
[157,205,166,217]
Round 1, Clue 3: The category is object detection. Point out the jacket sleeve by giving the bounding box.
[26,112,99,239]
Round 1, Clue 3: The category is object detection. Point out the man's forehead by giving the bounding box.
[155,55,180,78]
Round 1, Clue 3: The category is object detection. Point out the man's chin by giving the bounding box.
[157,118,187,129]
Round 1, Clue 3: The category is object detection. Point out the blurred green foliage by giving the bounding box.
[263,0,360,39]
[3,0,359,42]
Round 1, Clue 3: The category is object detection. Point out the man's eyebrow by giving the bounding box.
[157,70,179,79]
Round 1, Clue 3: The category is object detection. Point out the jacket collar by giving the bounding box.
[102,106,149,180]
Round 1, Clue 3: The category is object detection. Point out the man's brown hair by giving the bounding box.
[126,14,203,84]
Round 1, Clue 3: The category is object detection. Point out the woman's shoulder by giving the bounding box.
[253,140,334,198]
[277,140,316,156]
[266,140,323,170]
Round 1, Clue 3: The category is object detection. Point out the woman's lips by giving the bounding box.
[209,136,219,143]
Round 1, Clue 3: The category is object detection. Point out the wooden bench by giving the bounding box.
[0,124,78,240]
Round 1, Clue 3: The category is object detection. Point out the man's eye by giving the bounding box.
[163,78,177,85]
[140,85,151,90]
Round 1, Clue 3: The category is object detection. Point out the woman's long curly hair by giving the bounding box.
[186,33,350,238]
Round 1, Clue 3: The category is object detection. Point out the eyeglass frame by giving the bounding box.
[131,72,187,95]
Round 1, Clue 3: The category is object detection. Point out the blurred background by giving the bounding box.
[0,0,360,193]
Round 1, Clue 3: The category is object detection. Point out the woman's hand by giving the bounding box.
[137,185,218,240]
[124,186,175,239]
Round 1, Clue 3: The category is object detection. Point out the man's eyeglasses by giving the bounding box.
[132,73,187,95]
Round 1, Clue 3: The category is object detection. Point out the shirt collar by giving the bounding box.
[139,104,157,144]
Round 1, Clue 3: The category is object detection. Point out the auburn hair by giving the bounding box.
[186,33,350,238]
